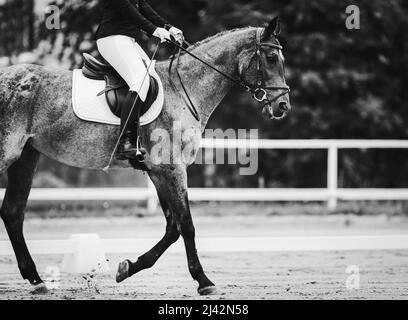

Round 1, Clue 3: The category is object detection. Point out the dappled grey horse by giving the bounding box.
[0,18,290,295]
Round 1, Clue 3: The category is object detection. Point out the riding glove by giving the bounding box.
[153,28,171,43]
[169,26,184,44]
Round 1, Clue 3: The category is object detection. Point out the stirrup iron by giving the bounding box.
[135,136,146,162]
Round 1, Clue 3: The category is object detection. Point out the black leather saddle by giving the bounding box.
[81,53,158,118]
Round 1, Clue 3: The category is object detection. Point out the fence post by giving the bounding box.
[146,175,158,214]
[327,144,338,210]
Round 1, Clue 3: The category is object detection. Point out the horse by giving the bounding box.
[0,17,291,296]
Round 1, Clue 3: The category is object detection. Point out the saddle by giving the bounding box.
[81,53,158,118]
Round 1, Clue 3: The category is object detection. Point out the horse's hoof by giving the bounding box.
[198,286,220,296]
[116,260,130,283]
[30,282,49,295]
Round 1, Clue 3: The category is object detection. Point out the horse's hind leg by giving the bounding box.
[0,143,46,294]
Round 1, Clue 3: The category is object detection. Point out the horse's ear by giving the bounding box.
[262,16,281,40]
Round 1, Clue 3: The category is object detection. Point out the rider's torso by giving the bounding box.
[95,0,167,41]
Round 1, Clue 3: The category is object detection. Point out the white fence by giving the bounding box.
[1,139,408,212]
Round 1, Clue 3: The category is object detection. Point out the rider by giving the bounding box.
[95,0,184,159]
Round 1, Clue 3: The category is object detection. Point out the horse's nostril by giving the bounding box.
[279,102,289,112]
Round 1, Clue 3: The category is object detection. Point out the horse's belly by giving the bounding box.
[32,104,133,170]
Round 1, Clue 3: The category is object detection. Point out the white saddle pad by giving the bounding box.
[72,63,164,127]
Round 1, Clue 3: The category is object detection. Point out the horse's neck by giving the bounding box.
[162,28,256,128]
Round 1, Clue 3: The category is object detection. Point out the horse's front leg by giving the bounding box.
[116,173,180,283]
[160,165,218,295]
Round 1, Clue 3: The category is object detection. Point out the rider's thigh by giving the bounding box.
[97,35,150,100]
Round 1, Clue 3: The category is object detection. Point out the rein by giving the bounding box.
[168,41,201,121]
[167,28,290,121]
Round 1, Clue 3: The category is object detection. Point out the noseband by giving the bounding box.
[242,28,290,105]
[167,28,290,121]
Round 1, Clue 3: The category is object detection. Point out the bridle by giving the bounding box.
[167,28,290,121]
[243,28,290,105]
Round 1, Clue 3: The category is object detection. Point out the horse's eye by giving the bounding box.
[267,54,278,63]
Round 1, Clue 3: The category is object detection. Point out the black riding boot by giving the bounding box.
[117,91,143,159]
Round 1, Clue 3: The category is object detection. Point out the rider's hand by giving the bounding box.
[153,28,171,43]
[169,26,184,44]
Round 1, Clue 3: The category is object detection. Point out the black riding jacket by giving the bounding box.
[96,0,170,40]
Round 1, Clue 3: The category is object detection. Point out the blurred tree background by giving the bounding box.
[0,0,407,189]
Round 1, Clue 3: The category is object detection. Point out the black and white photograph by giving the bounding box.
[0,0,407,307]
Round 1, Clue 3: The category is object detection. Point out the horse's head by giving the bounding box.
[239,17,291,120]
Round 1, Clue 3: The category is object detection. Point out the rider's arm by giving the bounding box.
[108,0,157,36]
[138,0,172,30]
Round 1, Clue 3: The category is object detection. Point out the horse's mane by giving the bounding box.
[160,26,258,64]
[185,27,256,52]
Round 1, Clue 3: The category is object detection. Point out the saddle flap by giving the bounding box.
[80,54,159,119]
[72,69,164,127]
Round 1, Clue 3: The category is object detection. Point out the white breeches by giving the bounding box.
[97,35,151,101]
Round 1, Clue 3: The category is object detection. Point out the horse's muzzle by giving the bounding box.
[262,99,291,120]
